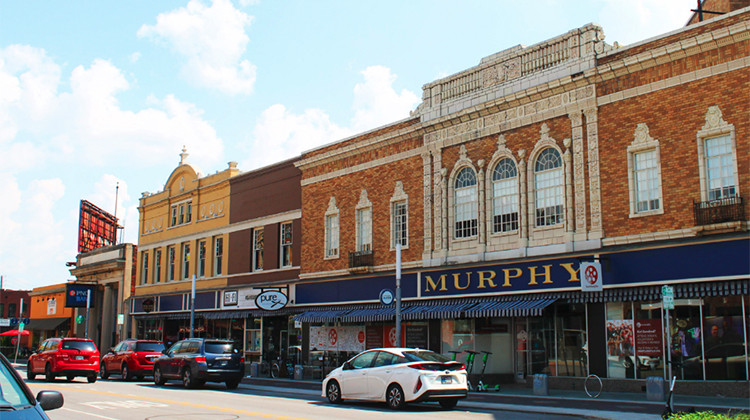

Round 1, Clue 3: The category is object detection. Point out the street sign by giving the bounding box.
[117,314,124,325]
[18,323,24,331]
[662,285,674,310]
[76,315,84,324]
[0,318,9,327]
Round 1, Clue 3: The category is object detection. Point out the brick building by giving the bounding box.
[292,7,749,395]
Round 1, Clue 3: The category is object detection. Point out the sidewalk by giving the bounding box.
[238,375,750,420]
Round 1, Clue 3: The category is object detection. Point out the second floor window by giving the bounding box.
[280,222,293,267]
[197,241,206,278]
[168,246,175,281]
[492,158,519,233]
[141,252,149,284]
[213,236,223,276]
[455,167,478,238]
[534,148,564,227]
[154,249,162,283]
[325,214,339,258]
[633,150,660,212]
[182,243,190,279]
[170,201,192,227]
[392,201,408,247]
[253,228,264,271]
[356,208,372,252]
[704,135,736,201]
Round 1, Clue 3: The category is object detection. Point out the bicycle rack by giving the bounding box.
[584,374,602,398]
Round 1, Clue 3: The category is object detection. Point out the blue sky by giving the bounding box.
[0,0,695,290]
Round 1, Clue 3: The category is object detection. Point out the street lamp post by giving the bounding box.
[395,244,402,347]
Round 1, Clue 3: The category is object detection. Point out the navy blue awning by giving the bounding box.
[340,307,395,322]
[294,309,352,323]
[464,298,556,318]
[401,301,477,320]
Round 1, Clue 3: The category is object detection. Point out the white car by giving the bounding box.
[321,348,468,410]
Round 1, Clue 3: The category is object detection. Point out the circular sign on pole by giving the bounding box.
[379,289,394,306]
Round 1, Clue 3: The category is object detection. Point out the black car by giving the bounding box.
[153,338,245,389]
[0,352,63,419]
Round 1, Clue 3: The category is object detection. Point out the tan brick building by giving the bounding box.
[293,8,749,395]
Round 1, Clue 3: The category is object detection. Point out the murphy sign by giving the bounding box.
[421,257,583,297]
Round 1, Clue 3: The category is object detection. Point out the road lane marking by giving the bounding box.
[83,400,170,409]
[26,384,312,420]
[59,407,122,420]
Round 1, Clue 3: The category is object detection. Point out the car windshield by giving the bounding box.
[204,342,235,354]
[62,340,96,352]
[136,342,165,352]
[402,350,451,362]
[0,355,34,409]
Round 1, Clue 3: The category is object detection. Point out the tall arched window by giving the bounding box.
[492,158,519,233]
[455,167,478,238]
[534,148,564,227]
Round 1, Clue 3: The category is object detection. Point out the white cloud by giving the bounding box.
[351,66,420,132]
[0,47,224,170]
[597,0,691,46]
[137,0,256,95]
[241,65,419,171]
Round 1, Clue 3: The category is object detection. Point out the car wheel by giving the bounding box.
[326,380,342,404]
[226,379,241,390]
[101,365,109,379]
[45,364,54,382]
[122,364,132,381]
[88,373,97,383]
[386,384,406,410]
[439,398,458,409]
[154,366,166,386]
[182,368,194,388]
[27,362,36,380]
[67,375,75,382]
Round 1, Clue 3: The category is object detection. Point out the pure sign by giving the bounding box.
[255,290,288,311]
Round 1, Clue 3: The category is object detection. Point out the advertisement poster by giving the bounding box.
[606,319,634,356]
[310,326,365,352]
[634,319,662,357]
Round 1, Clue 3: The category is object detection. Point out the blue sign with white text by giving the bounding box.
[65,284,96,308]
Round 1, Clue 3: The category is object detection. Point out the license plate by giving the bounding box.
[441,376,452,384]
[75,356,84,361]
[219,361,227,366]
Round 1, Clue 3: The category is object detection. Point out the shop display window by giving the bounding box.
[701,296,747,381]
[553,303,586,377]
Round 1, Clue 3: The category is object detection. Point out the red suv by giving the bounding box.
[101,339,165,380]
[27,337,100,383]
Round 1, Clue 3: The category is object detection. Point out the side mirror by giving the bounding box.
[109,348,115,354]
[342,361,352,370]
[36,390,64,411]
[162,349,169,355]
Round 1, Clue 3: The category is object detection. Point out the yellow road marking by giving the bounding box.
[26,383,312,420]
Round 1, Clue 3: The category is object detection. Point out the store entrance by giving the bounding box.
[262,316,288,366]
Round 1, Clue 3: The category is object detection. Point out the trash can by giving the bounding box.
[250,362,259,377]
[646,376,666,401]
[294,365,304,380]
[533,373,549,396]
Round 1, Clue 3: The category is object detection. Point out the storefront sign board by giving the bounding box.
[634,319,662,357]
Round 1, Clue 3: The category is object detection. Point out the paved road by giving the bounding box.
[24,376,587,420]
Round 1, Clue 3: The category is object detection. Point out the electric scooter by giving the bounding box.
[476,350,500,392]
[464,350,479,391]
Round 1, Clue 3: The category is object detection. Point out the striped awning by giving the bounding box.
[340,307,395,323]
[401,301,478,320]
[464,298,557,318]
[293,309,353,323]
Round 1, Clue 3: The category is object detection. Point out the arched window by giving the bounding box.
[534,148,564,227]
[492,158,519,233]
[454,167,478,238]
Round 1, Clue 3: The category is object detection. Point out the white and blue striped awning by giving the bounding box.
[463,298,557,318]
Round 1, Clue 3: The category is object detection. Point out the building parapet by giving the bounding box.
[415,23,610,121]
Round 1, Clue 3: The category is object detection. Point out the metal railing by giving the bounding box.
[348,250,374,268]
[694,196,744,226]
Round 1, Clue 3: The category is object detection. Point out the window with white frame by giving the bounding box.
[280,222,293,267]
[325,214,339,258]
[141,252,149,284]
[167,246,175,281]
[213,236,223,276]
[325,197,340,259]
[492,157,519,233]
[392,201,408,248]
[704,135,736,201]
[455,167,478,238]
[356,207,372,252]
[170,201,192,227]
[534,148,564,227]
[197,240,206,278]
[253,228,264,271]
[182,243,190,279]
[154,249,162,283]
[627,123,663,216]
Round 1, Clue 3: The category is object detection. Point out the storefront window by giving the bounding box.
[441,319,474,355]
[668,299,703,381]
[245,318,261,363]
[136,319,162,341]
[528,315,554,375]
[606,302,635,378]
[474,317,511,375]
[702,296,746,380]
[554,303,586,377]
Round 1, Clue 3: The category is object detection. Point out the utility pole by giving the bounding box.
[395,244,402,347]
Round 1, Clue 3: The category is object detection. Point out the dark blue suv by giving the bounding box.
[153,338,245,389]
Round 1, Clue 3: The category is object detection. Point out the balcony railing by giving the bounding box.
[349,250,374,269]
[694,196,744,226]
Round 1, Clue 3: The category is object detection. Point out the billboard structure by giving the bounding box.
[77,200,118,253]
